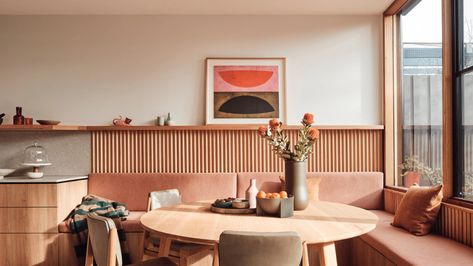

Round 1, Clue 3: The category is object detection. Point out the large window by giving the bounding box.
[453,0,473,200]
[399,0,443,187]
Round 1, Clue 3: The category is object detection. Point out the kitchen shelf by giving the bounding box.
[0,125,87,131]
[0,124,384,131]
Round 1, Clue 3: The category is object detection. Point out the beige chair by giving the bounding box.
[86,213,176,266]
[143,189,213,265]
[218,231,303,266]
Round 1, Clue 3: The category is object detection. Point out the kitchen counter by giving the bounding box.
[0,175,88,184]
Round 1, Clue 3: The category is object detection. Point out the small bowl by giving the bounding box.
[213,201,233,209]
[27,172,44,179]
[36,120,61,125]
[0,169,15,179]
[232,199,250,209]
[257,198,281,214]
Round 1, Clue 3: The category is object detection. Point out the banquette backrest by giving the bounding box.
[88,172,384,211]
[88,173,237,211]
[237,172,384,210]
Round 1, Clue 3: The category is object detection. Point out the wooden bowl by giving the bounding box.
[36,120,61,125]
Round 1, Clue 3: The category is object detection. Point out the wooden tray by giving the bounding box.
[210,205,256,214]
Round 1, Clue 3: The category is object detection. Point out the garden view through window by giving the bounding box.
[399,0,443,187]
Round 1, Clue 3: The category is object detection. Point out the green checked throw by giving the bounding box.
[64,194,131,265]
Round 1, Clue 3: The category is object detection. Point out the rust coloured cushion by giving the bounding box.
[392,184,443,236]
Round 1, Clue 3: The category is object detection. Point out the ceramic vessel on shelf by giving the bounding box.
[113,116,132,126]
[164,113,174,126]
[245,179,259,208]
[285,160,309,210]
[13,107,24,125]
[22,143,51,179]
[0,113,5,125]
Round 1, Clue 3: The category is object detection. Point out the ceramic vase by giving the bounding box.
[245,179,259,209]
[285,160,309,210]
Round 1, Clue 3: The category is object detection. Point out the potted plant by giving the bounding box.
[258,113,319,210]
[399,156,442,187]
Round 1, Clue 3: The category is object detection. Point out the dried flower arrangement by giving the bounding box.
[257,113,320,161]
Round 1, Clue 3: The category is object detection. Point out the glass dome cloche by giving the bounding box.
[22,143,51,179]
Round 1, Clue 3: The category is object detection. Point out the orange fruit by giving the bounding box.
[279,191,288,198]
[256,191,266,199]
[271,193,281,199]
[265,193,272,199]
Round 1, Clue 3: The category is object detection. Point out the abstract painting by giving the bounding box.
[206,58,286,124]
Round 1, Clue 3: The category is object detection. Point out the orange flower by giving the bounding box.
[269,118,280,129]
[308,128,320,140]
[303,113,314,125]
[257,126,267,136]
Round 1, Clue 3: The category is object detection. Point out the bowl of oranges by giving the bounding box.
[256,191,293,217]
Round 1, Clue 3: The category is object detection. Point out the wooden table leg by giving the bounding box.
[212,243,219,266]
[317,242,337,266]
[158,236,172,257]
[302,242,310,266]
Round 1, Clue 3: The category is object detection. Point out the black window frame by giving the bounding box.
[452,0,473,198]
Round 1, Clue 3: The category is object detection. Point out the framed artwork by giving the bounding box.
[205,57,286,124]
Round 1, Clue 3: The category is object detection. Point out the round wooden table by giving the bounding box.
[141,201,378,266]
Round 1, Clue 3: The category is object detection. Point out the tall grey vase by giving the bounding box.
[285,160,309,210]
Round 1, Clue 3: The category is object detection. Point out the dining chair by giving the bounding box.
[85,213,176,266]
[143,189,214,265]
[218,231,303,266]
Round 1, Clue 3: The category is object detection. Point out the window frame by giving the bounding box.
[452,0,473,199]
[384,0,456,200]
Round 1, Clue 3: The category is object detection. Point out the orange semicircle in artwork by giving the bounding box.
[218,70,273,87]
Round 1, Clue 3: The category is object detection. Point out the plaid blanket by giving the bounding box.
[64,194,131,265]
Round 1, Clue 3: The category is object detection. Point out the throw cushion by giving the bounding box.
[392,184,443,236]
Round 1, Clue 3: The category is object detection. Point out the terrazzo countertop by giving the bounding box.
[0,175,88,184]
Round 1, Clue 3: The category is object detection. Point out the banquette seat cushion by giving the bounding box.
[361,210,473,266]
[237,172,384,210]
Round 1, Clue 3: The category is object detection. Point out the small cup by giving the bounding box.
[24,117,33,125]
[157,116,165,126]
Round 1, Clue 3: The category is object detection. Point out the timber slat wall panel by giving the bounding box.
[384,189,473,248]
[91,129,383,173]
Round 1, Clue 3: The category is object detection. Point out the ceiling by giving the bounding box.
[0,0,394,15]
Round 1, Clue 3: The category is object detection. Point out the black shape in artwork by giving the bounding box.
[219,95,275,114]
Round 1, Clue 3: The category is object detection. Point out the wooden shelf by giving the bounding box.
[0,125,87,131]
[0,124,384,132]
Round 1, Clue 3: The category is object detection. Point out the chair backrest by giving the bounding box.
[86,213,123,266]
[148,189,182,211]
[219,231,302,266]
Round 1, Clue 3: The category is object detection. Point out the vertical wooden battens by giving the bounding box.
[91,128,383,174]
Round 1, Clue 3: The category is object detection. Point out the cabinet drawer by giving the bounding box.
[0,234,58,266]
[0,207,58,233]
[0,184,57,207]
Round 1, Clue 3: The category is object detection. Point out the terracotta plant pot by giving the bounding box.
[403,171,421,187]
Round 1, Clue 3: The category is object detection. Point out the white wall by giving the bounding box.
[0,15,382,125]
